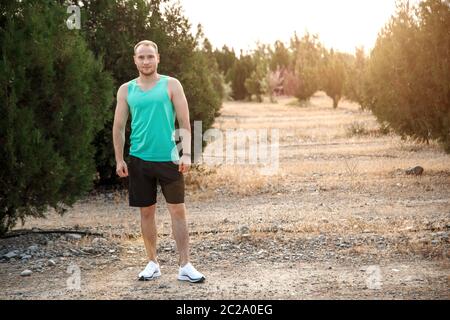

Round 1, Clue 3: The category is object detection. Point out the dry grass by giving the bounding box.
[185,164,279,198]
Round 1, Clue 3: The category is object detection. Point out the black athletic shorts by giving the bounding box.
[128,155,184,207]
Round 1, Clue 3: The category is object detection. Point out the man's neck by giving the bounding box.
[139,72,160,84]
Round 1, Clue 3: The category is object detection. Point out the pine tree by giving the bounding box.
[0,0,114,235]
[228,52,254,101]
[245,44,269,102]
[320,49,346,108]
[291,33,322,102]
[365,0,449,151]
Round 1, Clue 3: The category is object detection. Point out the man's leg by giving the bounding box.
[140,204,158,262]
[167,203,189,266]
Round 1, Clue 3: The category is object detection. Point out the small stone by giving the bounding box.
[20,254,32,260]
[47,259,56,266]
[4,251,18,259]
[81,247,96,254]
[27,245,39,252]
[405,166,424,175]
[20,270,32,277]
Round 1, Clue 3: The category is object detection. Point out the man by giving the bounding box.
[112,40,205,283]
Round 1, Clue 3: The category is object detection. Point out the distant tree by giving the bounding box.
[291,32,323,102]
[228,52,254,100]
[269,40,291,72]
[344,47,368,108]
[320,49,346,108]
[213,45,237,77]
[245,44,269,102]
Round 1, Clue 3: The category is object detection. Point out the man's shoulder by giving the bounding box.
[119,81,130,91]
[118,80,137,92]
[122,78,138,88]
[166,76,182,88]
[117,81,133,99]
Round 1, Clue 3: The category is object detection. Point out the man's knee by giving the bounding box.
[168,203,186,219]
[140,204,156,219]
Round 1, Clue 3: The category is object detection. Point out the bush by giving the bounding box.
[364,0,450,152]
[0,0,114,235]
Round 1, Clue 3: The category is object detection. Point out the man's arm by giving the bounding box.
[169,78,191,173]
[112,83,129,177]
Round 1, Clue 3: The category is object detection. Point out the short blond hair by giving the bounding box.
[134,40,158,54]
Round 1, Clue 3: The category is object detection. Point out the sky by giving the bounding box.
[177,0,410,54]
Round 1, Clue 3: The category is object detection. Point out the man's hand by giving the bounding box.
[116,160,129,177]
[178,154,191,174]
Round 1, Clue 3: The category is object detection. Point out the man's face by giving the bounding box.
[134,45,159,76]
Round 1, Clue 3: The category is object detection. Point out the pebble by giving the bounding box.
[405,166,424,175]
[82,247,96,254]
[27,245,39,252]
[20,270,32,277]
[4,251,18,259]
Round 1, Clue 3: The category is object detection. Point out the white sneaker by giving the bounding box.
[178,262,205,283]
[138,261,161,281]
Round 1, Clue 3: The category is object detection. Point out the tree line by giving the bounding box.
[215,0,449,151]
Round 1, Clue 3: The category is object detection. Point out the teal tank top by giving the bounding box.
[127,75,179,162]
